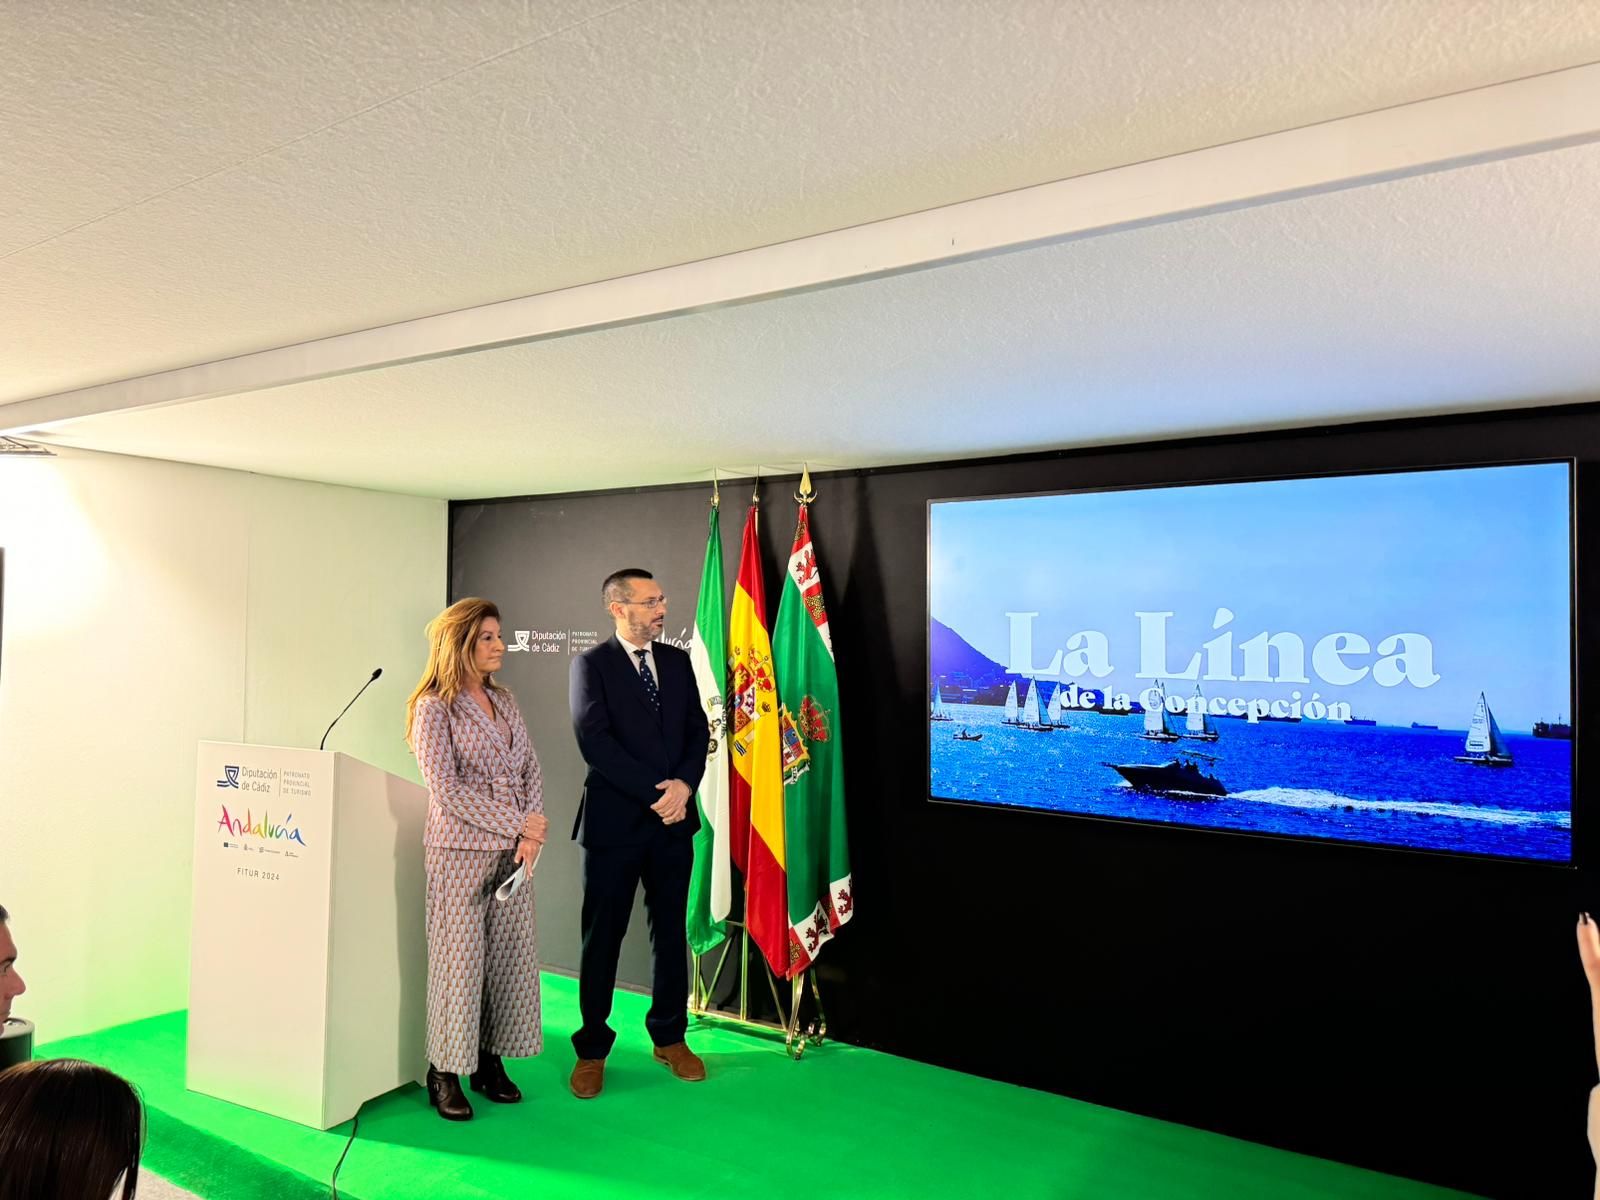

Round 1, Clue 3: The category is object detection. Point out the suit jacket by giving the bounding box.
[569,636,710,848]
[412,688,543,850]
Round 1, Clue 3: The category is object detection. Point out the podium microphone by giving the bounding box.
[320,668,383,751]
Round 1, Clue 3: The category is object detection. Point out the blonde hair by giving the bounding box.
[405,597,503,744]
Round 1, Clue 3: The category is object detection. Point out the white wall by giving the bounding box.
[0,447,444,1040]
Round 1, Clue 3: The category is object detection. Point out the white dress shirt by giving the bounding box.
[617,632,657,682]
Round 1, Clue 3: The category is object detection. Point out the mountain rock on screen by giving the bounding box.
[931,619,1007,687]
[931,619,1116,709]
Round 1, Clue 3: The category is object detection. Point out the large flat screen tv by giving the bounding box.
[928,461,1575,863]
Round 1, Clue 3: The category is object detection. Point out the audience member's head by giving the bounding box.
[0,905,23,1022]
[0,1058,143,1200]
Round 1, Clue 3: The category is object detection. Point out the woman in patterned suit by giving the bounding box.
[406,597,548,1121]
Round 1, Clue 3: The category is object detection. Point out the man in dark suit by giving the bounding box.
[567,568,710,1098]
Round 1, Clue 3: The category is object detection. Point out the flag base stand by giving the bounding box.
[690,919,828,1060]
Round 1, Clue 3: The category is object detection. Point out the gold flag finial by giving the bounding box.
[711,468,720,508]
[752,467,761,505]
[795,463,816,505]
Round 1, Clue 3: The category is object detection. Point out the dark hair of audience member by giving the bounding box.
[0,1058,143,1200]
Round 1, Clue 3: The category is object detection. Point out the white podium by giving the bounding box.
[187,742,428,1128]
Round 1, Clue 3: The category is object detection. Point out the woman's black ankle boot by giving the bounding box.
[469,1050,522,1103]
[427,1065,473,1120]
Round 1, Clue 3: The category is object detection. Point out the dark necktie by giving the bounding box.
[636,649,660,711]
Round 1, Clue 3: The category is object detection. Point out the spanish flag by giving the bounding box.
[728,502,788,976]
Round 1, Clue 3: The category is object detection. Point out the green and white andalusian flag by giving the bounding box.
[772,500,852,977]
[686,501,731,955]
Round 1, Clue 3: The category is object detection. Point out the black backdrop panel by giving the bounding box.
[451,407,1599,1199]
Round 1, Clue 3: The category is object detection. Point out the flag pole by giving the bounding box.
[690,921,826,1058]
[786,975,804,1047]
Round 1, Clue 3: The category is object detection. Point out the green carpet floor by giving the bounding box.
[40,973,1477,1200]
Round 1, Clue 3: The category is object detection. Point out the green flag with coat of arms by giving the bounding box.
[771,498,852,977]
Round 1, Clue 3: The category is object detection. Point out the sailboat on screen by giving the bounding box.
[1453,692,1514,767]
[1183,683,1219,742]
[1142,680,1182,742]
[1047,683,1064,726]
[1018,678,1054,732]
[1003,678,1054,732]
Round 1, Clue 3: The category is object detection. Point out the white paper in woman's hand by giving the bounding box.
[494,860,530,902]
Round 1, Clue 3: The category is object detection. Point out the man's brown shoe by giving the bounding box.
[570,1058,605,1099]
[652,1042,706,1082]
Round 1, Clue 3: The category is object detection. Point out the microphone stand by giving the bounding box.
[321,668,383,751]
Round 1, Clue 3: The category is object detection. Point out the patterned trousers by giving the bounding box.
[424,845,542,1074]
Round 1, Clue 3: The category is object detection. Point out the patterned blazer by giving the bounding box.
[411,688,543,850]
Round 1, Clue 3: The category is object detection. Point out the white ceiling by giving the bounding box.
[5,1,1600,497]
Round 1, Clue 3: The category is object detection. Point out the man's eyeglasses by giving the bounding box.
[622,596,667,611]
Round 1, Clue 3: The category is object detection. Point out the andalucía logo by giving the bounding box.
[216,806,307,846]
[216,765,241,789]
